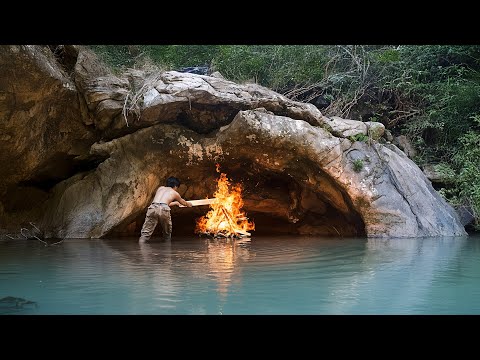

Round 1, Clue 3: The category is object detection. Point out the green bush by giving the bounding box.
[352,159,364,172]
[88,45,329,91]
[349,133,369,142]
[88,45,135,69]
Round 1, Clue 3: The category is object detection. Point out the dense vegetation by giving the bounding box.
[89,45,480,231]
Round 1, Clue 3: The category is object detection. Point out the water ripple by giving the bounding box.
[0,235,476,314]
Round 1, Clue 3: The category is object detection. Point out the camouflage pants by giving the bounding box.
[139,203,172,242]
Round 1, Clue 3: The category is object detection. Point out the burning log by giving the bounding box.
[195,165,255,238]
[221,207,251,237]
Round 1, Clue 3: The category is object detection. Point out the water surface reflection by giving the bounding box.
[0,235,477,314]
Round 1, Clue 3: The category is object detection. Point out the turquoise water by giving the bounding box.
[1,235,480,314]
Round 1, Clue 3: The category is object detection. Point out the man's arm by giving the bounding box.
[179,198,193,207]
[174,192,192,207]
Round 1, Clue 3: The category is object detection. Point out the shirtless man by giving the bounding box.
[139,176,192,243]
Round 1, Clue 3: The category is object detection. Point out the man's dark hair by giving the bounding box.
[166,176,181,188]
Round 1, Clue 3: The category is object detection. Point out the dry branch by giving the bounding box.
[8,223,62,247]
[122,70,162,126]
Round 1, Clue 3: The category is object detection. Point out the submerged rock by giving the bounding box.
[0,296,37,309]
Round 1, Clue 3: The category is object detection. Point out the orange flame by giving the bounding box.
[195,165,255,238]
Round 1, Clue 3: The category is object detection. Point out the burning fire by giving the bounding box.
[195,165,255,238]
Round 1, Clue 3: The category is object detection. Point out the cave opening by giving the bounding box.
[108,164,366,239]
[17,153,109,191]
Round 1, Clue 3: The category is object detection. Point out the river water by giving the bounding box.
[1,235,479,314]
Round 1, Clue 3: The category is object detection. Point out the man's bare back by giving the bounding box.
[139,176,191,243]
[152,186,192,207]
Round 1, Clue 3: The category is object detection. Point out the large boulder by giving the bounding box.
[41,108,466,238]
[0,45,97,230]
[0,45,467,238]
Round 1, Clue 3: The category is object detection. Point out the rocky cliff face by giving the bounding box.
[0,45,467,239]
[0,45,98,233]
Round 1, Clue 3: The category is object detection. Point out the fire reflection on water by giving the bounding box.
[135,237,251,302]
[206,238,251,299]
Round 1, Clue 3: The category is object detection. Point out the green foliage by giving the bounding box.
[349,133,369,142]
[89,45,221,71]
[88,45,328,91]
[214,46,268,84]
[436,127,480,229]
[433,163,457,183]
[143,45,221,68]
[471,114,480,126]
[352,159,364,172]
[89,45,136,69]
[375,48,400,64]
[453,130,480,229]
[213,45,327,90]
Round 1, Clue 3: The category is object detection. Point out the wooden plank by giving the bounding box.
[178,198,216,207]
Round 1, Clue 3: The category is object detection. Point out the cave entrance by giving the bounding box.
[107,166,366,238]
